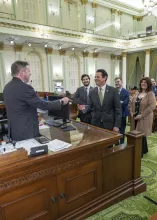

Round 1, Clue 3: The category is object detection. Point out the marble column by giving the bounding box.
[122,52,127,89]
[116,55,122,77]
[111,54,116,86]
[111,9,116,37]
[59,49,66,91]
[145,49,150,77]
[14,44,24,60]
[45,47,53,92]
[83,51,89,75]
[117,11,122,37]
[92,2,98,31]
[80,0,88,31]
[133,16,137,35]
[0,42,6,92]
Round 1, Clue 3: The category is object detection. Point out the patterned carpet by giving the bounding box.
[86,132,157,220]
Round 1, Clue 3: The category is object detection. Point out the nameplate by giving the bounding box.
[30,145,48,157]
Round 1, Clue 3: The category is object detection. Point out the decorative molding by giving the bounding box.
[80,0,88,5]
[0,149,107,192]
[93,52,99,58]
[117,55,122,60]
[83,51,89,57]
[122,52,127,57]
[137,16,143,21]
[111,8,116,14]
[59,49,66,55]
[133,15,137,20]
[14,44,23,52]
[45,47,53,54]
[0,42,4,50]
[92,2,98,8]
[118,11,123,16]
[111,54,116,60]
[145,49,150,55]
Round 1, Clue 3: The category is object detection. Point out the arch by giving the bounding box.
[26,51,44,91]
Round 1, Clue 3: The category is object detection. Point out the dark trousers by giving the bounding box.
[119,117,127,144]
[79,113,91,124]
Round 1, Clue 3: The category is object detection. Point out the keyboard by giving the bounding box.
[45,119,64,127]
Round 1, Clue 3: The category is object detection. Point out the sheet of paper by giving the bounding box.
[48,139,72,152]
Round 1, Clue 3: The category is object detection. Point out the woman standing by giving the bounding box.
[130,77,156,157]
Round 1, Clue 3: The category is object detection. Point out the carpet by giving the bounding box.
[86,133,157,220]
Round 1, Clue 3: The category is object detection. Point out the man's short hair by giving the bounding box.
[115,77,122,81]
[81,74,90,81]
[96,69,108,78]
[11,61,29,77]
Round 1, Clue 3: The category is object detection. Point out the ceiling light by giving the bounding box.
[10,40,14,45]
[45,43,48,48]
[28,42,31,47]
[72,47,75,51]
[59,46,62,49]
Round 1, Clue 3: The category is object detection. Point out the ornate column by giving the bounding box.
[133,16,137,35]
[14,44,23,60]
[0,42,6,91]
[59,49,66,91]
[45,47,53,92]
[137,16,143,33]
[145,49,150,77]
[80,0,88,31]
[83,51,89,75]
[111,54,116,86]
[117,11,122,37]
[92,2,98,30]
[115,55,122,77]
[111,9,116,37]
[122,52,127,89]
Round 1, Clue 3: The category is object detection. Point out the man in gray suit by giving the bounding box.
[3,61,69,141]
[79,69,121,132]
[74,74,93,124]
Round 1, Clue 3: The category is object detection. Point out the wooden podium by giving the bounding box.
[0,121,145,220]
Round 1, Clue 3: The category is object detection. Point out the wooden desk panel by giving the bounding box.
[0,123,145,220]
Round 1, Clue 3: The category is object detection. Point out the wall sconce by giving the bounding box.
[87,16,94,24]
[49,4,59,16]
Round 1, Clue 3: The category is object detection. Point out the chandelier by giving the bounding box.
[144,0,157,16]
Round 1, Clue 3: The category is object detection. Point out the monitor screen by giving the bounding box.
[48,96,69,122]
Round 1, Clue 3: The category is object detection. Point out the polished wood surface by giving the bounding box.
[149,213,157,220]
[0,122,145,220]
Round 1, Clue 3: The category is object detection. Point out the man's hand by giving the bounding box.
[134,114,142,120]
[61,97,69,105]
[78,105,85,110]
[113,127,119,133]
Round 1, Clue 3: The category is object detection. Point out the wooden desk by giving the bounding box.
[0,122,145,220]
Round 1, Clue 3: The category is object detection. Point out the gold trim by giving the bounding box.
[133,16,137,20]
[59,49,66,56]
[93,52,99,58]
[45,47,53,54]
[80,0,88,5]
[137,16,143,21]
[122,52,127,57]
[111,54,116,60]
[118,11,122,16]
[0,42,4,50]
[14,44,23,52]
[92,2,98,8]
[83,51,89,57]
[111,8,116,14]
[145,49,150,55]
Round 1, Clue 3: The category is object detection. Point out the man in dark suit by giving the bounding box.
[74,74,93,124]
[79,69,121,132]
[115,77,129,143]
[151,78,157,97]
[3,61,69,141]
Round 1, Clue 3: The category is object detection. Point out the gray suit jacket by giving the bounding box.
[87,85,121,130]
[74,86,93,104]
[3,77,61,141]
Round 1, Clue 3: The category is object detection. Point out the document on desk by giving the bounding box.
[48,139,72,152]
[15,139,40,155]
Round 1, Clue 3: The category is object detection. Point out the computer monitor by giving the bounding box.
[48,96,69,123]
[0,93,4,102]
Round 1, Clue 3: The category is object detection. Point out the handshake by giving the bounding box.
[60,97,71,105]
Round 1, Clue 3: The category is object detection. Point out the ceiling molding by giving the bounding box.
[89,0,144,16]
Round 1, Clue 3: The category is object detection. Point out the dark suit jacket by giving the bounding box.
[120,88,129,118]
[74,86,93,123]
[86,85,121,130]
[74,86,93,104]
[3,77,61,141]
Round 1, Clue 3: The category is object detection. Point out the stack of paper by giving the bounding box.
[48,139,72,152]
